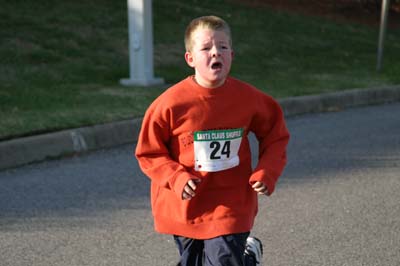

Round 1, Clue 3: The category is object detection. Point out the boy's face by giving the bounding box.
[185,28,233,88]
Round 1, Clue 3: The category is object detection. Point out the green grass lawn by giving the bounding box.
[1,0,399,140]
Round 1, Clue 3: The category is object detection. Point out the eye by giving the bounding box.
[219,43,230,50]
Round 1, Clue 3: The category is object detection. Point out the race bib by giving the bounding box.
[194,128,243,172]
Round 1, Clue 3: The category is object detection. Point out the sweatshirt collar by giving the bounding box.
[187,75,231,96]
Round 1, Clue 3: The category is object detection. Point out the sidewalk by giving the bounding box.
[1,86,400,171]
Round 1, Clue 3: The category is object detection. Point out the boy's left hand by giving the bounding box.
[252,181,268,195]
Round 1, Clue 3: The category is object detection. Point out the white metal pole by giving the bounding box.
[377,0,390,71]
[120,0,164,86]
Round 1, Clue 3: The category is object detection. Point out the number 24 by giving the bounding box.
[210,141,231,159]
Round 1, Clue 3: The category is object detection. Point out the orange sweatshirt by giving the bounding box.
[135,76,289,239]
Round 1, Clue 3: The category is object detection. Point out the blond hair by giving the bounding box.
[184,15,232,52]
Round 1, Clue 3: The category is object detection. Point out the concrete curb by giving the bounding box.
[0,119,142,171]
[280,86,400,116]
[1,86,400,171]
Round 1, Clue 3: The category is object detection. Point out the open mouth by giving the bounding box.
[211,62,223,70]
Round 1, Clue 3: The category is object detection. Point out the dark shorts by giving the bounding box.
[174,232,252,266]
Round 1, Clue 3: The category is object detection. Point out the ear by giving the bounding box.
[185,51,195,68]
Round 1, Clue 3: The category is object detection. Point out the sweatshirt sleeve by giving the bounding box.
[135,102,194,199]
[249,96,290,196]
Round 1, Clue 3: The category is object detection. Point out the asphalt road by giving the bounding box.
[0,103,399,266]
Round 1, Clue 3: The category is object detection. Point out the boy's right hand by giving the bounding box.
[182,179,201,200]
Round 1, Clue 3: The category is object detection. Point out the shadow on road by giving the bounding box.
[0,144,150,229]
[283,104,400,182]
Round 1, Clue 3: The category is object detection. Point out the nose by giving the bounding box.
[211,46,221,57]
